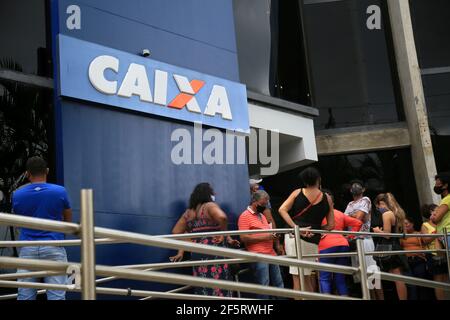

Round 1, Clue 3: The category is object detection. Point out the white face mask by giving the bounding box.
[211,195,216,202]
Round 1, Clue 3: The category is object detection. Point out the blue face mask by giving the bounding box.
[210,195,216,202]
[377,207,388,214]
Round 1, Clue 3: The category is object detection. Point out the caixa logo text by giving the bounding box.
[88,55,233,120]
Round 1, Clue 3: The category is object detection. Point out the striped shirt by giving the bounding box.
[238,207,276,256]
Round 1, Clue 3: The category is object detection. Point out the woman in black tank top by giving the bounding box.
[279,167,334,243]
[289,189,330,244]
[278,167,334,293]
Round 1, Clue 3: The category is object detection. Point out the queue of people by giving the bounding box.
[169,168,450,300]
[7,156,450,300]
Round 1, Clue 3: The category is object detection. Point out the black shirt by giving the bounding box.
[289,189,330,244]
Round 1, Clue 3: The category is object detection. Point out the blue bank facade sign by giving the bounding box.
[57,34,249,133]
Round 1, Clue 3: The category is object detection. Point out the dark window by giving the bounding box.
[233,0,310,105]
[263,148,421,229]
[0,0,54,212]
[410,0,450,172]
[272,0,310,105]
[0,81,54,211]
[302,0,404,129]
[410,0,450,69]
[0,0,52,77]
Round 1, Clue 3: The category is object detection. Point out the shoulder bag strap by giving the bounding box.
[291,191,323,221]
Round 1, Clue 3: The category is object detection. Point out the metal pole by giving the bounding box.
[0,280,246,300]
[0,238,121,248]
[160,228,294,239]
[8,226,18,257]
[444,227,450,284]
[2,213,447,239]
[80,189,96,300]
[93,227,358,275]
[294,225,306,293]
[139,286,191,300]
[0,270,61,280]
[356,239,370,300]
[0,257,359,300]
[96,258,248,285]
[0,212,80,234]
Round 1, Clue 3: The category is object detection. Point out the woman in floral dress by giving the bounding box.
[170,182,239,297]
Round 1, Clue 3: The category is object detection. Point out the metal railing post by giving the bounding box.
[356,239,370,300]
[80,189,96,300]
[294,225,306,293]
[444,227,450,284]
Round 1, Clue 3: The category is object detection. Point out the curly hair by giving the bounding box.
[420,203,438,220]
[188,183,214,210]
[299,167,321,187]
[435,172,450,186]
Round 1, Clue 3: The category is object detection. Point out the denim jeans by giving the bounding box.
[406,256,434,300]
[17,246,68,300]
[319,246,350,296]
[251,262,284,299]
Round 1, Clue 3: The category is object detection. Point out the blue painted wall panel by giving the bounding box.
[61,101,249,225]
[61,100,250,294]
[74,0,238,52]
[58,0,240,81]
[52,0,249,297]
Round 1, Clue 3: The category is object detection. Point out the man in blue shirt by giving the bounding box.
[12,156,72,300]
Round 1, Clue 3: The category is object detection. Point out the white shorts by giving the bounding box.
[351,237,378,283]
[284,234,318,276]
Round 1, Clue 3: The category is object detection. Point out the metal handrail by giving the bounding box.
[1,213,446,263]
[95,258,249,285]
[1,216,446,243]
[0,270,62,280]
[0,209,449,300]
[0,238,121,248]
[158,227,448,239]
[301,249,448,259]
[0,257,359,300]
[139,285,192,300]
[0,280,246,300]
[2,219,446,244]
[288,228,448,238]
[0,213,359,275]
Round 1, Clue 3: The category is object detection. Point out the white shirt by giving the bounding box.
[345,196,371,233]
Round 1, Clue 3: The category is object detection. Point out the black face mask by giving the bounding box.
[434,186,446,195]
[350,184,363,196]
[256,205,266,214]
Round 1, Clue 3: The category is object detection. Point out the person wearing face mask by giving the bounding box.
[431,172,450,247]
[373,193,409,300]
[345,181,372,234]
[420,204,449,300]
[249,178,283,255]
[344,180,379,294]
[170,182,239,297]
[238,190,284,298]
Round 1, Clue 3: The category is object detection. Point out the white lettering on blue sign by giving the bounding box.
[58,35,249,132]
